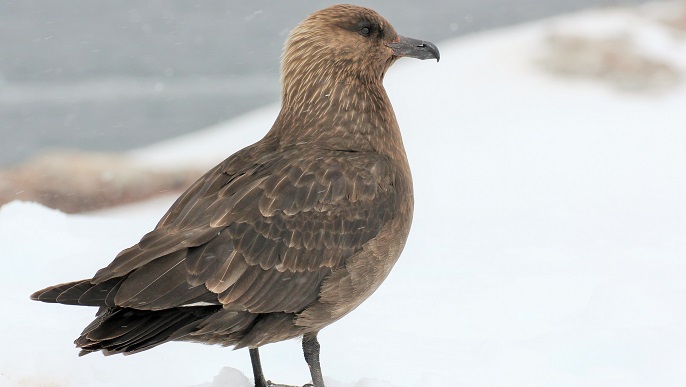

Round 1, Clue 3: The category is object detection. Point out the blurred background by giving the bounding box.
[2,3,684,386]
[1,0,650,167]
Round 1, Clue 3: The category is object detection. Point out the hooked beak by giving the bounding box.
[387,35,440,62]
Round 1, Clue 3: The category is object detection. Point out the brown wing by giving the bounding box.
[90,143,399,314]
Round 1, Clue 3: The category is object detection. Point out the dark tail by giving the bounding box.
[30,277,124,306]
[31,278,223,355]
[76,305,221,355]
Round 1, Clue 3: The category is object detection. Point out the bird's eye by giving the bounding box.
[359,26,371,37]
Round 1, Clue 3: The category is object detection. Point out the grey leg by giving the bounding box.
[302,333,325,387]
[250,348,268,387]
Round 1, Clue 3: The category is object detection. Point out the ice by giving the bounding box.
[1,3,685,386]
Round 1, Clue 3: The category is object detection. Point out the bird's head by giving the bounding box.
[281,4,439,94]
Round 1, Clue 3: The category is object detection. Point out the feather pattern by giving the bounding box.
[29,4,428,359]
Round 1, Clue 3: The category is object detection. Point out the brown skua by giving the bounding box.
[31,4,439,386]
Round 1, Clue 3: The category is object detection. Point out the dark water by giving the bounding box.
[0,0,646,165]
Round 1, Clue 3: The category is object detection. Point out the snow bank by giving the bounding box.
[2,3,685,386]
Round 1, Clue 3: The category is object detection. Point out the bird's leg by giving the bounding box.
[250,347,268,387]
[302,333,325,387]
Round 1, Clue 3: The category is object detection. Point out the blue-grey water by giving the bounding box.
[0,0,646,166]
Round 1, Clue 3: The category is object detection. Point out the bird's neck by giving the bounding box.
[269,74,407,161]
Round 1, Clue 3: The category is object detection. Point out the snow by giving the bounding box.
[2,3,686,386]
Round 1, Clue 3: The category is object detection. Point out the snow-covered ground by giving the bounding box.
[2,3,685,386]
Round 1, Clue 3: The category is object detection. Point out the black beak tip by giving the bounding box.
[423,41,440,62]
[418,41,441,62]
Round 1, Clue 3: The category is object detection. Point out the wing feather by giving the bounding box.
[115,250,188,309]
[87,145,399,317]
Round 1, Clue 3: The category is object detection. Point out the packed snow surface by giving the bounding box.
[2,4,685,386]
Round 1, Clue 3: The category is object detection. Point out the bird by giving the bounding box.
[30,4,439,387]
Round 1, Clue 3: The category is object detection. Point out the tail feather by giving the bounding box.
[31,277,124,307]
[56,281,97,305]
[77,277,125,306]
[31,280,90,304]
[31,278,252,356]
[76,306,222,355]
